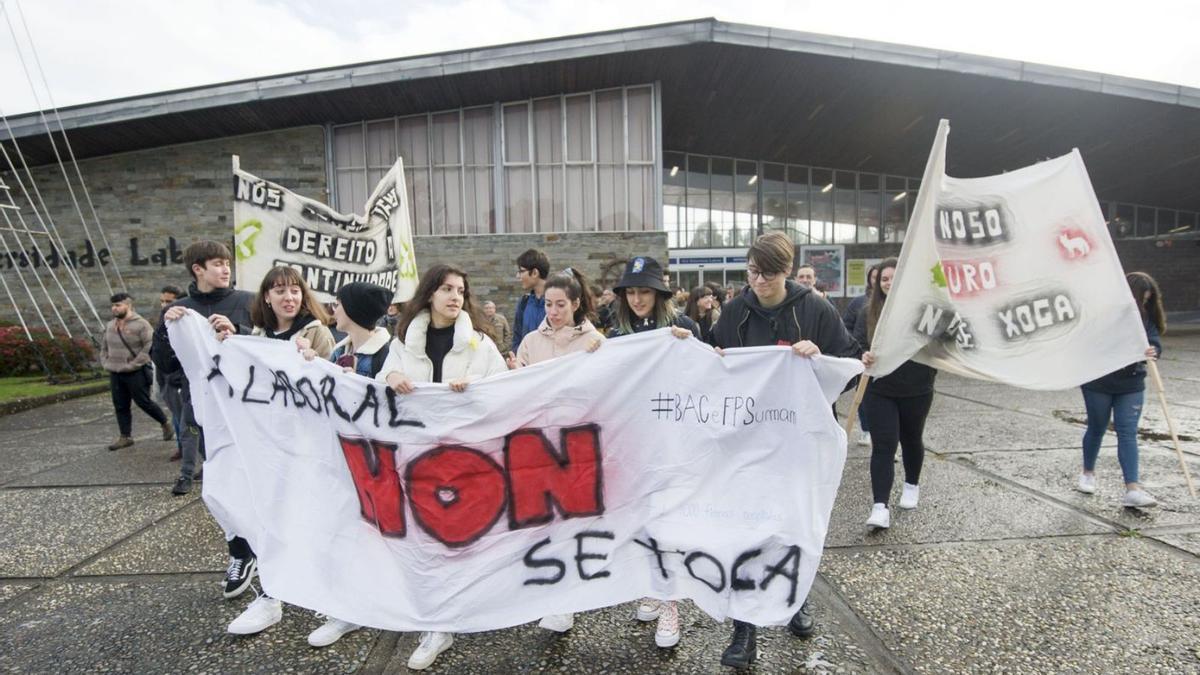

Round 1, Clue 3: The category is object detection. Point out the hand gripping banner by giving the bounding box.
[168,312,862,632]
[868,120,1148,389]
[231,155,418,303]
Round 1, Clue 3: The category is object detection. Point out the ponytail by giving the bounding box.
[544,267,596,326]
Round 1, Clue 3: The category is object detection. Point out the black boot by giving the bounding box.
[787,600,816,638]
[720,620,757,668]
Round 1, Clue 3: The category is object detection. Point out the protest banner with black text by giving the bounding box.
[168,312,862,632]
[867,120,1148,389]
[232,155,418,302]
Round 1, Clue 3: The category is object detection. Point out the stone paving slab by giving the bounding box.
[379,597,878,674]
[0,486,193,577]
[959,446,1200,530]
[1151,530,1200,557]
[923,409,1101,453]
[826,457,1110,548]
[76,501,227,576]
[0,578,379,674]
[10,437,181,488]
[0,394,111,433]
[0,583,34,606]
[820,536,1200,673]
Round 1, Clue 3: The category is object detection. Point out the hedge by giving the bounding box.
[0,326,97,376]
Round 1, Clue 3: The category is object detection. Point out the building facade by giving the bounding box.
[3,18,1198,332]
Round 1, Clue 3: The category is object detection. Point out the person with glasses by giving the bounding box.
[510,248,550,366]
[708,231,859,669]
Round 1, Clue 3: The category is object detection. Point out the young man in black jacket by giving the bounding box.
[152,240,257,599]
[709,232,860,669]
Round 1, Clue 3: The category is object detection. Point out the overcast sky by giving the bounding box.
[2,0,1198,116]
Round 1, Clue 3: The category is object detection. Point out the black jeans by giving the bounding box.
[109,368,168,436]
[862,390,933,505]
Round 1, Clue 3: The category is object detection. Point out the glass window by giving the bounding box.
[810,168,833,245]
[627,86,654,163]
[565,94,592,163]
[833,170,857,244]
[1136,206,1155,237]
[857,173,881,244]
[786,165,810,244]
[334,84,656,236]
[884,175,907,243]
[1113,204,1135,238]
[1176,211,1197,237]
[1157,208,1177,236]
[761,163,787,237]
[663,152,687,249]
[734,160,758,247]
[710,158,735,248]
[724,269,747,291]
[686,155,711,248]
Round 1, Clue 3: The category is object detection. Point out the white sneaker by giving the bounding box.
[866,503,890,529]
[407,631,453,670]
[856,430,871,447]
[1077,473,1097,494]
[636,598,661,621]
[307,616,362,647]
[227,594,282,635]
[654,600,680,648]
[537,613,575,632]
[898,483,920,510]
[1122,489,1157,508]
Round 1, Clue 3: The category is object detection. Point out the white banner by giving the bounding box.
[168,312,862,632]
[232,156,418,303]
[869,120,1148,389]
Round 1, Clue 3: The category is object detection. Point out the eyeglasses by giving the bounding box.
[746,267,778,282]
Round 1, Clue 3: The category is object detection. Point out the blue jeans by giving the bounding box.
[1081,388,1144,484]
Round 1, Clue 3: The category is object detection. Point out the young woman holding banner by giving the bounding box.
[595,255,698,649]
[229,267,366,646]
[377,263,506,670]
[1076,272,1164,507]
[514,267,605,634]
[857,258,937,531]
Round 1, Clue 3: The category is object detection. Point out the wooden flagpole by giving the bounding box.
[1146,359,1196,498]
[843,370,870,436]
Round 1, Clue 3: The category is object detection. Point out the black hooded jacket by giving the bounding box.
[709,280,860,358]
[152,282,254,386]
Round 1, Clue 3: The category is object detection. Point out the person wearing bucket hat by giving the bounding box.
[607,256,700,339]
[597,255,698,650]
[329,282,394,379]
[709,231,861,669]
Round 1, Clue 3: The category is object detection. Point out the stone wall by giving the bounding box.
[0,126,329,328]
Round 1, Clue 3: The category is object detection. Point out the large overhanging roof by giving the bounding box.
[4,18,1199,211]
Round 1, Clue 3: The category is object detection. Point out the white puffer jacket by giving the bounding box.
[375,309,507,385]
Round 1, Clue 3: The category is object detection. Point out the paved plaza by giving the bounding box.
[2,333,1199,673]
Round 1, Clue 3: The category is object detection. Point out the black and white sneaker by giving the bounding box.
[223,556,257,599]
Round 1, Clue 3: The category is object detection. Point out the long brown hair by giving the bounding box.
[865,258,898,345]
[613,289,678,335]
[394,263,496,343]
[685,285,719,323]
[1127,271,1166,335]
[250,266,329,330]
[544,267,596,326]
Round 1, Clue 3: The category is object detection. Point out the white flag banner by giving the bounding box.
[869,120,1148,389]
[168,312,862,632]
[231,155,418,303]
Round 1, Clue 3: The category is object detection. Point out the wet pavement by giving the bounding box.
[2,334,1199,673]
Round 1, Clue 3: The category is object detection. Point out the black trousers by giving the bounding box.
[109,368,168,436]
[862,390,934,505]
